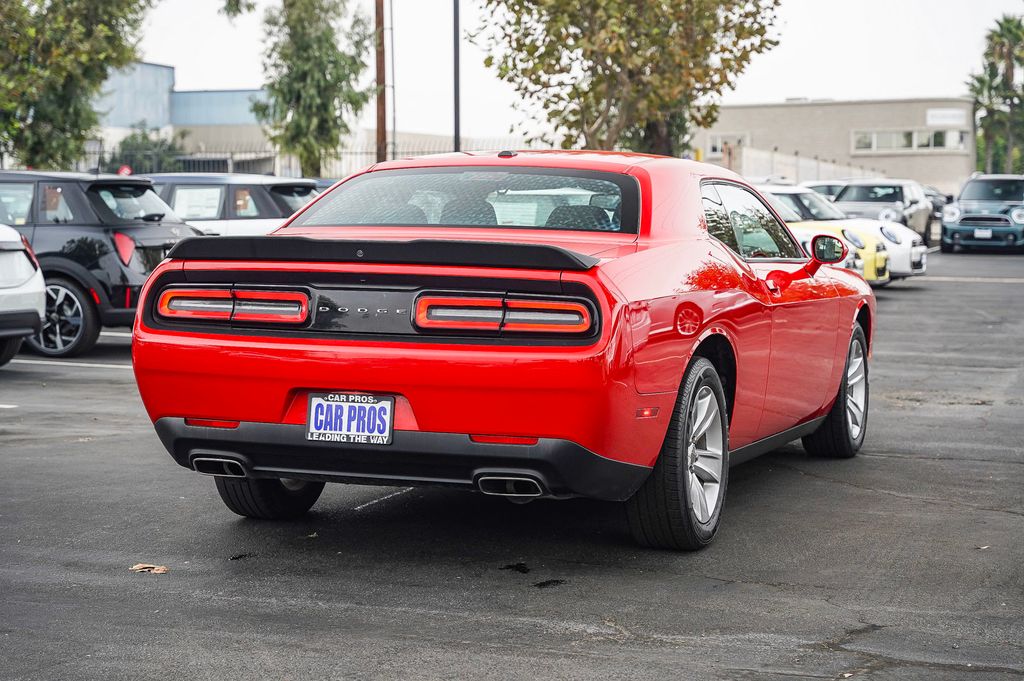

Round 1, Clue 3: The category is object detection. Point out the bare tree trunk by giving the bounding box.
[985,129,995,173]
[1005,104,1016,173]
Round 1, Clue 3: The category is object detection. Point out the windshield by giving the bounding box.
[960,179,1024,202]
[760,193,803,223]
[88,184,181,223]
[270,184,318,214]
[835,184,904,203]
[291,167,640,233]
[775,191,847,220]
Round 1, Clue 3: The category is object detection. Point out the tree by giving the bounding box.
[968,63,1003,174]
[101,122,188,174]
[0,0,151,169]
[984,15,1024,173]
[477,0,780,153]
[226,0,370,177]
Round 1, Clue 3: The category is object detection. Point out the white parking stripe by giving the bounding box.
[927,246,940,253]
[100,331,133,338]
[11,358,132,370]
[925,276,1024,284]
[352,487,413,511]
[0,404,18,409]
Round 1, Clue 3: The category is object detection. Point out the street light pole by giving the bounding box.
[375,0,387,163]
[453,0,460,153]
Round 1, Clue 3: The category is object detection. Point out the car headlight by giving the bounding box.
[878,207,902,222]
[841,229,865,250]
[943,204,961,222]
[1011,207,1024,224]
[879,225,902,244]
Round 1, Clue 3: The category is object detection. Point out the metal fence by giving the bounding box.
[717,146,883,183]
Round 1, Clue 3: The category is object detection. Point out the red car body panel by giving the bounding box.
[132,152,874,499]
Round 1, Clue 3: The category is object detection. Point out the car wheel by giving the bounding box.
[214,477,325,520]
[802,325,868,459]
[0,338,22,367]
[626,357,729,551]
[25,277,100,358]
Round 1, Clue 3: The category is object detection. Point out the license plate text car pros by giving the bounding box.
[307,393,394,445]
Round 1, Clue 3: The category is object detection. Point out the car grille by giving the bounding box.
[876,260,887,277]
[960,215,1011,226]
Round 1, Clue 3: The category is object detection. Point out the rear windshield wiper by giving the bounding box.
[140,213,165,222]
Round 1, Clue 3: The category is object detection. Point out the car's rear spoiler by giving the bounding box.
[166,236,600,271]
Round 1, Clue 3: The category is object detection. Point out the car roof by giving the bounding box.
[755,184,812,194]
[142,172,317,186]
[0,170,152,184]
[967,174,1024,181]
[0,223,19,244]
[841,178,913,186]
[366,149,737,179]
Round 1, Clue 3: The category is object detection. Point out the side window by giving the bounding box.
[172,185,224,220]
[39,183,78,224]
[701,183,740,253]
[715,184,802,259]
[0,183,35,225]
[233,187,262,218]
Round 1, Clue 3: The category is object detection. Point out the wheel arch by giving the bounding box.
[855,302,871,352]
[36,257,109,310]
[691,332,737,425]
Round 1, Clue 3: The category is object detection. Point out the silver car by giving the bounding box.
[833,179,933,241]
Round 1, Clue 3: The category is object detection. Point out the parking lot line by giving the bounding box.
[0,404,18,409]
[923,276,1024,284]
[100,331,133,338]
[11,358,133,370]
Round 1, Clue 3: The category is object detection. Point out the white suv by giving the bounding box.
[0,223,45,367]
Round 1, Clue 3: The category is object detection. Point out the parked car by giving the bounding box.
[0,171,194,357]
[801,181,848,200]
[940,174,1024,252]
[760,185,925,281]
[147,173,319,236]
[833,179,933,243]
[923,185,951,221]
[756,192,863,275]
[0,223,44,367]
[133,151,875,551]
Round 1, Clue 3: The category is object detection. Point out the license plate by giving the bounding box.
[974,228,993,239]
[306,393,394,445]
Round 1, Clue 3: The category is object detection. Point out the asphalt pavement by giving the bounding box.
[1,251,1022,680]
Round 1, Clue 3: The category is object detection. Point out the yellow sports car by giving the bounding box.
[761,190,890,286]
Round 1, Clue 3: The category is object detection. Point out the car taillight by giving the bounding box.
[20,235,39,270]
[113,232,136,265]
[156,288,310,325]
[414,295,593,334]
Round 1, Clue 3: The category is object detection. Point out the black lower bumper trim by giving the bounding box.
[153,418,651,502]
[0,310,41,339]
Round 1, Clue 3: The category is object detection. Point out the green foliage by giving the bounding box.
[101,122,188,174]
[477,0,780,152]
[970,14,1024,174]
[0,0,151,169]
[229,0,370,177]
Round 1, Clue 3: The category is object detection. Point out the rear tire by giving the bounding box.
[215,477,325,519]
[626,357,729,551]
[0,338,22,367]
[802,325,868,459]
[25,277,100,358]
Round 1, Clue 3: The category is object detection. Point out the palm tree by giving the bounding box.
[985,15,1024,173]
[968,64,1003,173]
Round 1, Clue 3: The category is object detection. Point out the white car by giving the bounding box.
[0,223,45,367]
[760,185,927,280]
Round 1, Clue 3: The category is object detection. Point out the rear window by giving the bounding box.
[0,183,34,225]
[960,179,1024,202]
[270,184,318,214]
[836,184,904,203]
[88,184,181,223]
[291,167,640,233]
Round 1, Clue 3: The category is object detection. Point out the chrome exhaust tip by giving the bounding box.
[477,476,544,498]
[191,457,246,477]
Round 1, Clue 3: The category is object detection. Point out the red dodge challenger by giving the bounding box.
[132,151,874,550]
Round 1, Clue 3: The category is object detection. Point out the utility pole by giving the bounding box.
[375,0,387,163]
[453,0,460,153]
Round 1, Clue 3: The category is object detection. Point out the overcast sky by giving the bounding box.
[139,0,1022,139]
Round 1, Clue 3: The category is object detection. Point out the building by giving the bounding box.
[690,98,977,193]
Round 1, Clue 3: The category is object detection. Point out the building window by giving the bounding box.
[852,129,969,154]
[707,133,749,159]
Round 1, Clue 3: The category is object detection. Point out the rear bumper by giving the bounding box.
[0,309,42,340]
[155,417,652,501]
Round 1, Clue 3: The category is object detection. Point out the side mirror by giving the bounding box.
[945,194,954,203]
[804,234,848,276]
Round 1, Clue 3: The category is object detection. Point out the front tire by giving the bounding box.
[215,477,325,519]
[0,338,22,367]
[940,240,953,253]
[626,357,729,551]
[802,325,868,459]
[25,277,100,357]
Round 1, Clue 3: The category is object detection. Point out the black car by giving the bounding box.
[0,171,196,357]
[145,173,319,236]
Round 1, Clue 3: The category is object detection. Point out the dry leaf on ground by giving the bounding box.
[129,563,169,574]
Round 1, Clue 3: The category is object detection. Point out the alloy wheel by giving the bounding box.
[685,385,724,523]
[845,340,867,440]
[36,283,85,353]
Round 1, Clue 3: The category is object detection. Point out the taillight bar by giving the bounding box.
[157,287,310,325]
[414,295,593,334]
[20,235,40,270]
